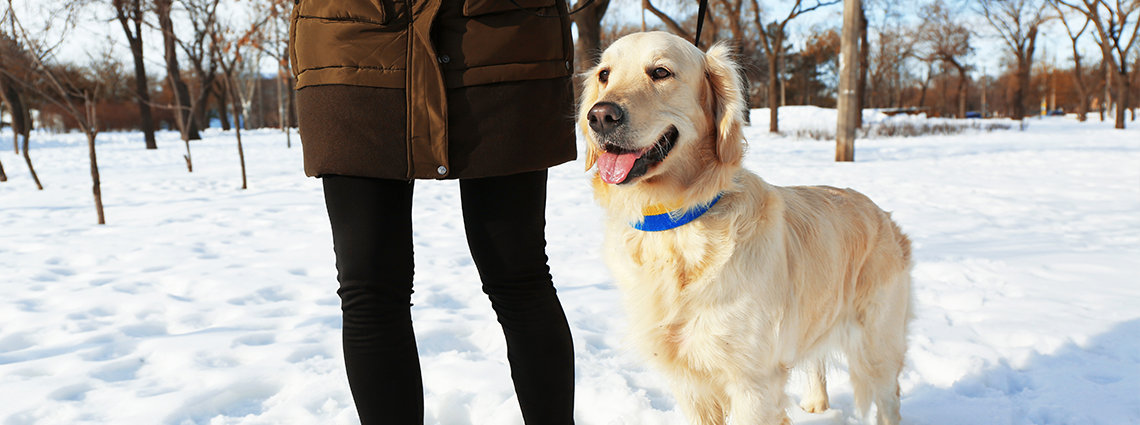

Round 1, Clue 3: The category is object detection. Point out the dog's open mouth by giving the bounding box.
[597,126,678,185]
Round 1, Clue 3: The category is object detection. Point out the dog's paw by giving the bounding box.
[799,397,830,414]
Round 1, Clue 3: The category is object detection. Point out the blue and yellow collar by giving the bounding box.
[633,193,723,232]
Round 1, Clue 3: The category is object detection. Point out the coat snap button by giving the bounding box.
[439,55,450,64]
[437,166,447,175]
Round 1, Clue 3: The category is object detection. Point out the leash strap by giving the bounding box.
[694,0,709,47]
[507,0,597,17]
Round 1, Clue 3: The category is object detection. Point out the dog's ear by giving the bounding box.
[579,66,603,172]
[703,42,745,166]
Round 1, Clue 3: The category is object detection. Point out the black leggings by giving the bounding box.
[322,170,574,425]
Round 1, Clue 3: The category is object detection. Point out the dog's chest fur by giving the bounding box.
[604,211,758,368]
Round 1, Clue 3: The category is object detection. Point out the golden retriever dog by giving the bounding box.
[578,32,914,425]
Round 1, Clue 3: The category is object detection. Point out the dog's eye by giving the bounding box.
[598,69,610,84]
[651,67,671,80]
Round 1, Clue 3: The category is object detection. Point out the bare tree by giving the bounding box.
[215,9,263,189]
[1055,0,1139,129]
[918,0,972,118]
[751,0,841,132]
[3,2,109,224]
[573,0,612,73]
[155,0,200,150]
[232,44,261,131]
[979,0,1050,121]
[249,0,294,147]
[1126,52,1135,120]
[642,0,747,49]
[916,58,936,109]
[870,25,915,108]
[1054,2,1092,120]
[643,0,700,44]
[178,0,222,140]
[112,0,157,149]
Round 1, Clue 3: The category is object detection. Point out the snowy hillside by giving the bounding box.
[1,107,1137,424]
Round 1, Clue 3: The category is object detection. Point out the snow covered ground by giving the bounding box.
[1,107,1137,425]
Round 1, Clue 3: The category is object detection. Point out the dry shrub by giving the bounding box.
[38,100,179,132]
[792,120,1014,141]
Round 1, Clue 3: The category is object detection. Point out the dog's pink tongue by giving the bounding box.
[597,151,641,184]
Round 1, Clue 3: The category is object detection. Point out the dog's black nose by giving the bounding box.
[588,102,624,134]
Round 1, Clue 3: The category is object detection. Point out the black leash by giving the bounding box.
[694,0,709,47]
[507,0,597,17]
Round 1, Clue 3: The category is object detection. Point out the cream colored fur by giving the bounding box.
[579,32,914,425]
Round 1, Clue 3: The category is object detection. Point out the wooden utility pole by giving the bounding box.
[836,0,860,162]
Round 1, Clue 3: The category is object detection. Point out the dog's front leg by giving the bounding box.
[799,359,830,413]
[725,369,792,425]
[670,376,727,425]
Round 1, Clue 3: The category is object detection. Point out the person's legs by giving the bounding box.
[460,170,575,424]
[323,174,422,425]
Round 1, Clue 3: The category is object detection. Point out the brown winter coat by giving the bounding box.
[290,0,578,180]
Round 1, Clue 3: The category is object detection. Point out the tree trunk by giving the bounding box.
[1098,65,1106,121]
[1113,72,1128,129]
[940,71,948,117]
[1105,66,1113,121]
[119,0,157,149]
[156,0,200,142]
[1013,61,1029,120]
[189,71,218,135]
[130,39,158,149]
[1072,47,1088,121]
[81,90,104,224]
[183,137,194,172]
[957,67,967,119]
[193,85,211,131]
[21,134,42,190]
[767,51,780,133]
[226,76,247,189]
[217,82,231,131]
[918,63,932,109]
[86,130,105,225]
[0,156,6,182]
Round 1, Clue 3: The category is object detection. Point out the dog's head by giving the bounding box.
[579,32,746,214]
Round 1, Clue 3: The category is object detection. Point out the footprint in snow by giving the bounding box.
[90,358,144,382]
[48,383,93,401]
[232,333,276,347]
